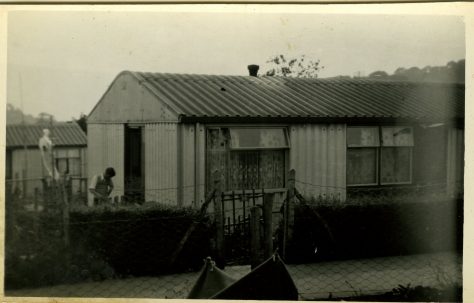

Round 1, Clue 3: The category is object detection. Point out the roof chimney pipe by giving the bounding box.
[247,64,259,77]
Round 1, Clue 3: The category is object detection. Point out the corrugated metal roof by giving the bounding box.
[129,72,464,122]
[6,122,87,148]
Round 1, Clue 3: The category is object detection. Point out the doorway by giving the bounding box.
[125,125,144,202]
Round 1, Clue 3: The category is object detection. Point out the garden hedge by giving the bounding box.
[284,198,463,263]
[69,203,213,276]
[5,203,214,290]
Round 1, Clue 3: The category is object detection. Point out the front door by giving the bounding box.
[125,126,144,202]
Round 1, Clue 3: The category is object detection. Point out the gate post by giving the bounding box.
[250,206,263,269]
[263,193,274,259]
[283,169,296,260]
[212,169,225,269]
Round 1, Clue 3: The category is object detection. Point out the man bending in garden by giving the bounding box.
[89,167,116,205]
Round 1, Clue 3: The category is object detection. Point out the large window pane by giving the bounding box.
[381,147,412,184]
[381,127,414,146]
[206,128,229,193]
[69,158,81,176]
[347,127,379,147]
[259,150,285,188]
[230,128,288,149]
[229,151,259,190]
[68,149,80,158]
[55,149,68,158]
[57,158,68,174]
[347,148,377,185]
[228,150,285,190]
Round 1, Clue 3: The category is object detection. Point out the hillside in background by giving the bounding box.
[6,104,58,125]
[334,59,465,83]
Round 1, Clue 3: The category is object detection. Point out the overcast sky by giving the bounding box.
[7,7,465,121]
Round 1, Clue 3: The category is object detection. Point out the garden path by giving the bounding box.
[5,251,461,300]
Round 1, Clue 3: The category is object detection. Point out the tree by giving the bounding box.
[36,112,56,124]
[264,55,323,78]
[388,59,465,83]
[74,114,87,134]
[368,71,389,79]
[6,103,38,124]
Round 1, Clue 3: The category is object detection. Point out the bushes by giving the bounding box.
[5,202,213,290]
[284,198,463,263]
[5,210,72,289]
[69,203,213,276]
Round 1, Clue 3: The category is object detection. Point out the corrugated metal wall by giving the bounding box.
[11,149,43,197]
[289,124,346,201]
[80,148,87,178]
[180,124,197,206]
[11,147,87,197]
[446,127,464,197]
[195,123,206,204]
[144,123,178,204]
[88,72,178,124]
[87,124,124,205]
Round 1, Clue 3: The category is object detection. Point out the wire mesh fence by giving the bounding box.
[4,177,463,301]
[4,178,214,292]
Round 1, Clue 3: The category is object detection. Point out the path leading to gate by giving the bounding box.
[6,252,461,300]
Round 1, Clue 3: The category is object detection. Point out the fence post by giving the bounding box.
[283,169,296,260]
[60,179,70,248]
[168,188,216,268]
[22,169,27,201]
[263,193,274,259]
[34,187,39,212]
[250,206,263,269]
[212,169,225,269]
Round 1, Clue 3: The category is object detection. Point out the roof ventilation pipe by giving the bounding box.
[247,65,259,77]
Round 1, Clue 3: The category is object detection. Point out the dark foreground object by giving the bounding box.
[187,257,236,299]
[211,254,298,300]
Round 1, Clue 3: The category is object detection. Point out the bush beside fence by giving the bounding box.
[284,198,463,264]
[5,202,214,290]
[69,203,213,276]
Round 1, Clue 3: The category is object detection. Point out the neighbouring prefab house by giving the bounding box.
[6,122,88,198]
[87,67,464,207]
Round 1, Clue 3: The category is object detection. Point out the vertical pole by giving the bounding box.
[34,187,39,211]
[22,170,27,201]
[252,188,256,206]
[242,189,246,221]
[250,206,262,269]
[283,169,296,260]
[232,191,236,230]
[263,192,274,259]
[19,74,28,199]
[212,169,225,269]
[50,117,56,205]
[33,187,39,241]
[61,179,70,248]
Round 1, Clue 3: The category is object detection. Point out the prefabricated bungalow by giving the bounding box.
[87,69,464,206]
[6,122,88,197]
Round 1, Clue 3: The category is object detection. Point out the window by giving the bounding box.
[55,149,81,176]
[229,128,289,149]
[347,126,413,186]
[206,127,288,192]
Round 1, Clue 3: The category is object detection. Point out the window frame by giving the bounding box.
[206,126,290,192]
[228,127,290,151]
[54,148,81,176]
[379,146,414,185]
[346,125,414,187]
[346,147,380,186]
